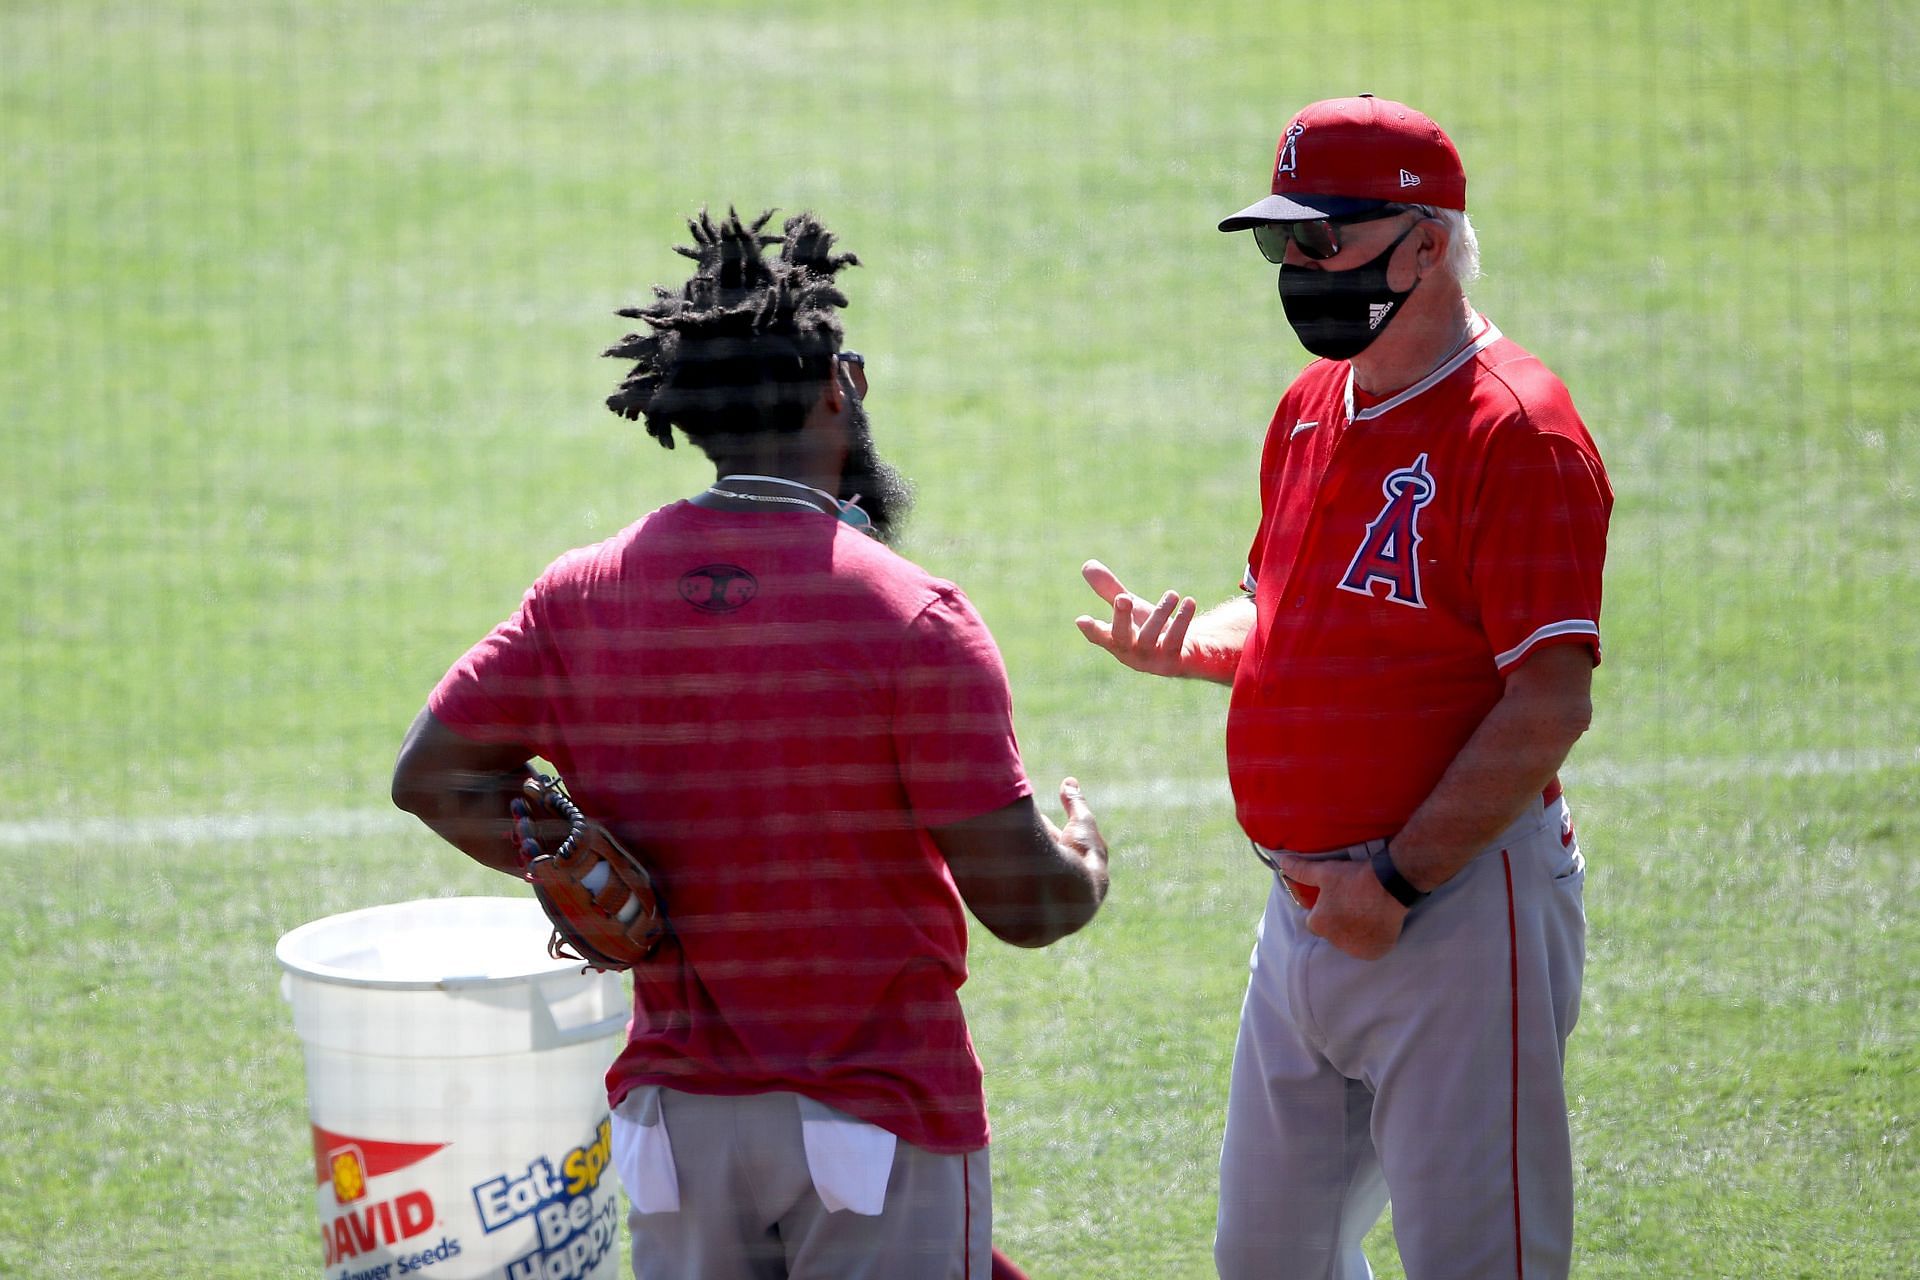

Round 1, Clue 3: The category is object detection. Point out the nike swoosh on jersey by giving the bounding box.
[1289,420,1319,438]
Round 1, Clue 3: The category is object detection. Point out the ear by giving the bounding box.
[815,367,848,418]
[1415,216,1451,276]
[800,367,850,444]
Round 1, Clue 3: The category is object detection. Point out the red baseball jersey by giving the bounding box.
[1227,317,1612,853]
[430,501,1034,1154]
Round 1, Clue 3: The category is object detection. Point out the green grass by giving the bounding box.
[3,0,1916,1275]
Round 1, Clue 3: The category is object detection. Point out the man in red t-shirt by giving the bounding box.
[1078,99,1610,1280]
[394,208,1106,1280]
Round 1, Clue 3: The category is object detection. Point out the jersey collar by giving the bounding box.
[1344,315,1501,423]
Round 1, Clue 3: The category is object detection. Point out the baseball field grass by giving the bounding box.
[3,0,1915,1276]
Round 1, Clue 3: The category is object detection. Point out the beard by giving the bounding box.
[837,397,915,545]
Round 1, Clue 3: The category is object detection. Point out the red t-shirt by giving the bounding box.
[429,501,1033,1153]
[1228,318,1612,853]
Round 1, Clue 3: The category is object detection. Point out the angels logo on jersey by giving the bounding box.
[1339,453,1435,609]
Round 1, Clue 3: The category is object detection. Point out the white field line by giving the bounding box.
[0,808,417,849]
[2,746,1914,850]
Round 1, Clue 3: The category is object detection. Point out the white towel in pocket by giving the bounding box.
[611,1086,681,1213]
[797,1096,897,1216]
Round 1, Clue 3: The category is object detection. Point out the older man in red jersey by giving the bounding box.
[1079,97,1611,1280]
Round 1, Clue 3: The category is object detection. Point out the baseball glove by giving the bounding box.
[511,774,667,972]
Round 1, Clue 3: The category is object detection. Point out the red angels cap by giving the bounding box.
[1218,94,1467,229]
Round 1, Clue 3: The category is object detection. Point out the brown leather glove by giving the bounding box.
[511,774,666,972]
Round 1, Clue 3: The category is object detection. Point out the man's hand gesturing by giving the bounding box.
[1074,559,1197,678]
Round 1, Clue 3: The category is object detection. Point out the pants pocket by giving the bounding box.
[796,1096,897,1216]
[611,1086,681,1213]
[1547,803,1586,883]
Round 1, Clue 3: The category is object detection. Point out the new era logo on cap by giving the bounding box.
[1399,169,1421,188]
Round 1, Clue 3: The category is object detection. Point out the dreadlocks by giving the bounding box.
[603,207,860,452]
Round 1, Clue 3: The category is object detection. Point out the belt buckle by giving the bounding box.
[1251,840,1318,910]
[1279,872,1318,910]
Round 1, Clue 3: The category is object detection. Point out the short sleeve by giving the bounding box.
[893,589,1033,828]
[1468,426,1613,674]
[427,578,563,750]
[1244,397,1293,595]
[1244,527,1267,597]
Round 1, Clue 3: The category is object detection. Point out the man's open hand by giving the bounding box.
[1074,559,1197,678]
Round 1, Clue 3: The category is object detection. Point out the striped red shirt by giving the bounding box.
[432,501,1031,1153]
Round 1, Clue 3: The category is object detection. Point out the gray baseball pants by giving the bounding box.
[1215,797,1586,1280]
[623,1088,992,1280]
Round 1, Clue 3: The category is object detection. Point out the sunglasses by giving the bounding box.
[1252,205,1412,264]
[834,349,867,399]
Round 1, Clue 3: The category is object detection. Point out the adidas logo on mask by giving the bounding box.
[1369,302,1393,329]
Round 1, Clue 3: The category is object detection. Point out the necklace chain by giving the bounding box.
[705,487,831,514]
[704,474,835,516]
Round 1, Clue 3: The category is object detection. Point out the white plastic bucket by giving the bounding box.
[278,897,629,1280]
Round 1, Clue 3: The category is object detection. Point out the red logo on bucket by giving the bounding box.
[320,1189,438,1268]
[312,1125,447,1193]
[330,1147,370,1204]
[313,1126,451,1269]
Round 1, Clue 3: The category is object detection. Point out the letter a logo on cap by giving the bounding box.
[1277,122,1305,178]
[1399,169,1421,188]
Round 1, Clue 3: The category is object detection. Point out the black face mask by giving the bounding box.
[1277,224,1419,361]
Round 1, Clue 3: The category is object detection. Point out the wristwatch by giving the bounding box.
[1370,843,1429,908]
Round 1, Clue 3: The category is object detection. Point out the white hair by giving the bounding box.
[1406,204,1480,285]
